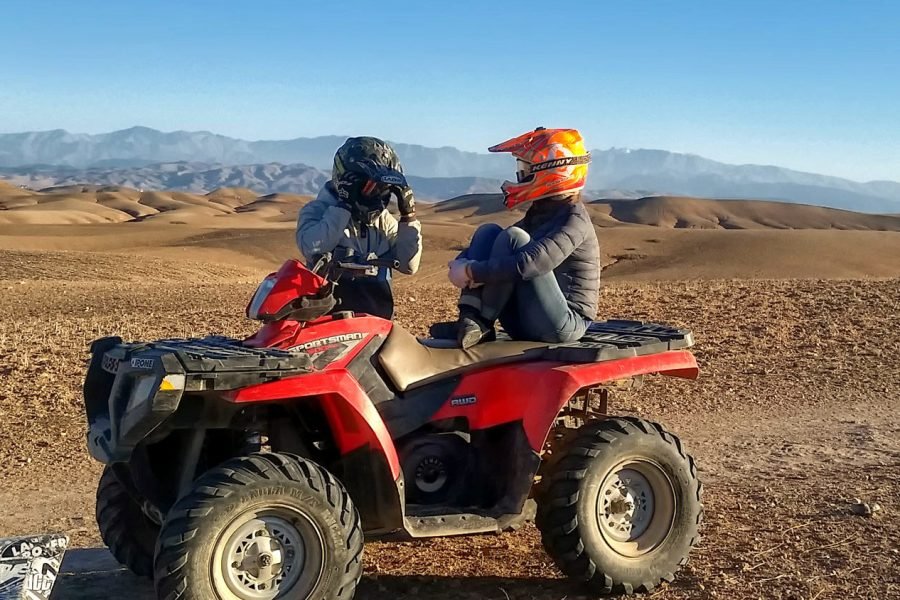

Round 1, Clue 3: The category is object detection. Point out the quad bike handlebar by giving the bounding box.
[312,252,401,279]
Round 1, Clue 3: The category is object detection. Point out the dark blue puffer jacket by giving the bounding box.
[469,196,601,319]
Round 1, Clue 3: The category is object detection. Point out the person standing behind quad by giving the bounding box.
[431,127,600,348]
[296,137,422,319]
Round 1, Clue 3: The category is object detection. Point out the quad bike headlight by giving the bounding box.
[126,374,186,413]
[247,276,276,320]
[126,375,159,413]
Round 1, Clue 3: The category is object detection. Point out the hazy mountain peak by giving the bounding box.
[0,126,898,213]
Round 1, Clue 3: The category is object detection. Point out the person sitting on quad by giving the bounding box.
[296,136,422,319]
[431,127,600,348]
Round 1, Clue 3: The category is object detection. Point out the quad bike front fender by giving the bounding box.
[225,370,405,534]
[433,349,699,452]
[225,370,400,479]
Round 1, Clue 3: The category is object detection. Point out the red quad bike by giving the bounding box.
[83,254,703,600]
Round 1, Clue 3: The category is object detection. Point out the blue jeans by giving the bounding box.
[459,224,590,343]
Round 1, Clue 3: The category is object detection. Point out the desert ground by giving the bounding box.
[0,184,898,599]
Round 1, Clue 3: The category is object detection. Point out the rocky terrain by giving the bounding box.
[0,200,897,599]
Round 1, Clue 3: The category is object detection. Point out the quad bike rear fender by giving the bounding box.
[433,349,699,452]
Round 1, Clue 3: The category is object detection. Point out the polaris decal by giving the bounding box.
[297,333,365,351]
[450,395,477,407]
[294,333,366,368]
[130,357,155,369]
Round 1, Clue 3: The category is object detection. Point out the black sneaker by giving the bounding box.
[428,317,495,348]
[457,316,496,349]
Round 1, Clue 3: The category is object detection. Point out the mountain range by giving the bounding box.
[0,162,505,201]
[1,127,899,213]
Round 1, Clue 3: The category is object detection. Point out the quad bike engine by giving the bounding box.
[399,433,473,505]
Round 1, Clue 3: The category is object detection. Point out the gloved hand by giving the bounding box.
[355,161,411,218]
[333,171,366,212]
[394,185,416,218]
[334,171,389,225]
[448,259,473,289]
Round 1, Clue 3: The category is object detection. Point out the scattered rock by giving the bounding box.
[851,501,873,516]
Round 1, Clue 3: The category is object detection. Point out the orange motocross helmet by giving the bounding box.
[488,127,591,209]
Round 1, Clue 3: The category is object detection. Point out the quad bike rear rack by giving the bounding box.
[540,319,694,362]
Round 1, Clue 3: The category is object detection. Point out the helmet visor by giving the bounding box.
[515,158,534,184]
[359,180,392,211]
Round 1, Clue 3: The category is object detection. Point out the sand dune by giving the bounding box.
[0,185,312,226]
[596,195,900,230]
[205,187,261,208]
[0,180,41,209]
[2,184,900,280]
[430,194,900,231]
[0,197,131,224]
[5,185,900,231]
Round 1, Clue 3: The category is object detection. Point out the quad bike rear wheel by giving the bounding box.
[154,453,363,600]
[536,417,703,595]
[96,465,160,578]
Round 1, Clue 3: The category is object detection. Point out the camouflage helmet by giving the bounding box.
[332,136,404,184]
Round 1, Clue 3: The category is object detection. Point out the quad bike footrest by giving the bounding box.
[401,500,536,538]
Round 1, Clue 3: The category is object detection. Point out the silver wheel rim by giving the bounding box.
[212,505,325,599]
[595,459,676,557]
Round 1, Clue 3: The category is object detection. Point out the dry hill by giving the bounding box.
[428,193,900,231]
[5,184,900,231]
[0,183,311,226]
[3,185,900,280]
[595,195,900,230]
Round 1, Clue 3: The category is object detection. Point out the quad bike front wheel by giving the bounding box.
[154,453,363,600]
[96,465,160,577]
[536,417,703,595]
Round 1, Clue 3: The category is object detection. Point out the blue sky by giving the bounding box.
[1,0,898,181]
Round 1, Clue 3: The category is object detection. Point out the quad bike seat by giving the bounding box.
[377,326,547,392]
[377,320,695,392]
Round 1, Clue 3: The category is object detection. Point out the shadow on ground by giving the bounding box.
[57,548,703,600]
[56,548,154,599]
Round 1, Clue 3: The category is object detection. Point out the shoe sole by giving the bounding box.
[460,329,496,349]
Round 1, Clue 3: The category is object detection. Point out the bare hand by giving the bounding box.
[448,259,473,289]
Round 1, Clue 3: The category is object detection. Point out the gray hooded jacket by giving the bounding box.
[296,183,422,274]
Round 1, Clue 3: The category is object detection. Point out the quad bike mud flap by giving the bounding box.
[0,534,68,600]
